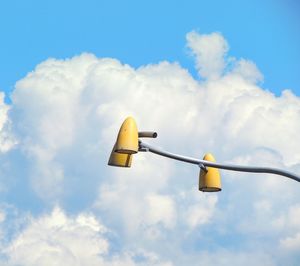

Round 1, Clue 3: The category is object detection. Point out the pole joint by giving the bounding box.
[199,163,208,172]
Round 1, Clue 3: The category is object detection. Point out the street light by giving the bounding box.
[108,117,300,192]
[199,153,221,192]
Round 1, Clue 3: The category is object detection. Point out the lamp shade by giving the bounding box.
[199,153,222,192]
[108,144,132,167]
[115,117,139,154]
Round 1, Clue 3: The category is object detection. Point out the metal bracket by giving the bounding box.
[138,140,149,152]
[199,163,208,173]
[139,147,149,152]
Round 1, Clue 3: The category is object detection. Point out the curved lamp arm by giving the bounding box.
[139,141,300,183]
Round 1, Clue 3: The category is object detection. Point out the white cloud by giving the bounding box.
[231,58,263,83]
[0,93,16,153]
[3,207,171,266]
[145,194,177,229]
[0,31,299,265]
[4,207,108,265]
[185,192,218,228]
[280,233,300,251]
[186,31,229,80]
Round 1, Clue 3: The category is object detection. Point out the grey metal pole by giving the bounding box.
[139,141,300,183]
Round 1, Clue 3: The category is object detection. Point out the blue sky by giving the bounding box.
[1,0,300,98]
[0,1,300,265]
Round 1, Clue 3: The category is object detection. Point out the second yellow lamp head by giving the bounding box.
[199,153,222,192]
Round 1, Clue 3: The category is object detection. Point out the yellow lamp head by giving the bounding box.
[108,144,132,167]
[115,117,139,154]
[199,153,222,192]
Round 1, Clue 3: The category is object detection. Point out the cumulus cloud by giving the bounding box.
[280,233,300,251]
[1,207,171,266]
[4,207,108,265]
[185,192,218,228]
[0,93,16,153]
[186,31,229,80]
[0,31,299,265]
